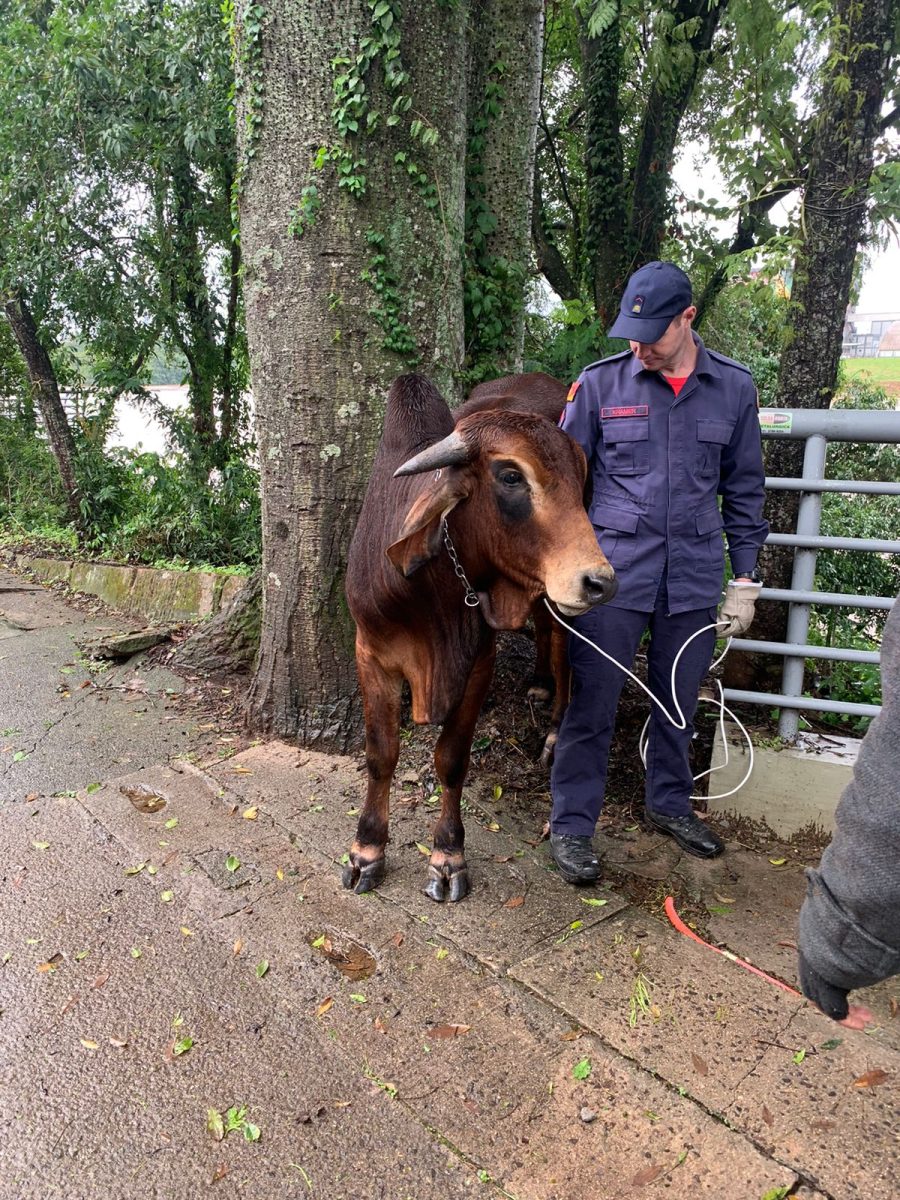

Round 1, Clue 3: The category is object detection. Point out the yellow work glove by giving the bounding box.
[716,580,762,638]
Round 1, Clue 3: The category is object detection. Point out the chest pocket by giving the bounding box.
[601,417,650,476]
[696,419,734,478]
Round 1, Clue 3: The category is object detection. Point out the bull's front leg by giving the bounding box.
[343,648,403,895]
[426,646,495,902]
[527,600,555,704]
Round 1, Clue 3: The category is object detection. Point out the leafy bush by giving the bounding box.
[697,278,787,407]
[807,375,900,727]
[1,416,260,568]
[524,298,626,383]
[74,442,261,567]
[0,417,69,530]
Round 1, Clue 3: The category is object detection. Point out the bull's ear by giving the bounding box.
[386,475,469,577]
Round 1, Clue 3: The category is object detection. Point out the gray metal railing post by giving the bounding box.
[778,434,828,739]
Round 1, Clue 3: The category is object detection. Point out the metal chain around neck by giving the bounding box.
[441,521,481,607]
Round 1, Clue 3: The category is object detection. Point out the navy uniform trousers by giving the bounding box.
[550,578,718,837]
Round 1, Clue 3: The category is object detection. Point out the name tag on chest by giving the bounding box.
[600,405,649,419]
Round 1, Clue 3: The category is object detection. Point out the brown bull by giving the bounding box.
[457,372,574,764]
[344,373,616,902]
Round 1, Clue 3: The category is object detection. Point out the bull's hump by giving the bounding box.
[381,374,454,459]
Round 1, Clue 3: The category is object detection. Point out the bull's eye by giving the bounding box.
[498,468,524,488]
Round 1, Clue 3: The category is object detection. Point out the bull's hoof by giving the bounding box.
[539,730,559,769]
[342,854,385,895]
[423,859,470,903]
[527,676,553,705]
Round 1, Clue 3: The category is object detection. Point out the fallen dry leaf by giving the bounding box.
[316,997,334,1018]
[560,1028,583,1042]
[79,1038,99,1050]
[230,765,253,775]
[242,806,258,820]
[374,1016,388,1033]
[890,997,898,1020]
[631,1164,665,1186]
[762,1105,774,1127]
[428,1023,472,1039]
[776,940,798,949]
[691,1052,709,1077]
[493,855,512,863]
[853,1069,890,1089]
[391,932,404,948]
[504,895,525,909]
[91,973,110,989]
[210,1163,229,1183]
[109,1036,128,1048]
[59,994,79,1016]
[713,892,735,905]
[233,939,244,956]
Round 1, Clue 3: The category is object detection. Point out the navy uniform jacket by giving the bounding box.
[561,334,768,614]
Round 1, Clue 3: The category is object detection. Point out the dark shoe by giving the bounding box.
[549,833,601,885]
[645,810,724,858]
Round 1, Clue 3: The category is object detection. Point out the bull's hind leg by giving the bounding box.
[426,646,496,902]
[343,649,403,895]
[540,621,571,768]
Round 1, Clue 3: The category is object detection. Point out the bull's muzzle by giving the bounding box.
[553,567,618,616]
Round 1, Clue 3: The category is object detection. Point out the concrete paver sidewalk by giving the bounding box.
[1,567,897,1199]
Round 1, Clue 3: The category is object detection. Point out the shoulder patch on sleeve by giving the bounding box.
[566,379,582,403]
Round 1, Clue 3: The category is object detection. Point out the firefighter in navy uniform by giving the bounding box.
[550,261,769,885]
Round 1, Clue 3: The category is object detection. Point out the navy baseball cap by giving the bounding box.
[608,261,693,343]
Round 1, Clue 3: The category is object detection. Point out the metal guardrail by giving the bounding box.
[723,407,900,737]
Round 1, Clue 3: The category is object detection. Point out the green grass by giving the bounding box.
[841,357,900,385]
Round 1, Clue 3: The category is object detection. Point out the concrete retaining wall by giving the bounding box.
[707,720,860,837]
[18,556,249,624]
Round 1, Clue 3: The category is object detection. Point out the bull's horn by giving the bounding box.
[393,430,471,477]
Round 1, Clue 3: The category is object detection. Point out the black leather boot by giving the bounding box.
[549,834,601,884]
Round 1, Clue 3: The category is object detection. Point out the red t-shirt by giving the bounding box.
[664,375,689,396]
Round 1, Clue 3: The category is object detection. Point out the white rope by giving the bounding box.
[543,598,755,801]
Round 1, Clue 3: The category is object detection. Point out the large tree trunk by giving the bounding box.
[3,292,83,535]
[627,0,727,269]
[236,0,469,750]
[730,0,894,690]
[580,9,627,326]
[464,0,544,379]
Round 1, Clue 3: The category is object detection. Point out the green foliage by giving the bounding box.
[0,413,260,568]
[808,375,900,730]
[73,443,261,567]
[0,418,68,532]
[700,278,788,407]
[0,0,246,475]
[523,297,623,382]
[463,59,528,383]
[359,230,419,362]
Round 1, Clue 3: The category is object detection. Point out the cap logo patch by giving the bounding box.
[631,295,644,313]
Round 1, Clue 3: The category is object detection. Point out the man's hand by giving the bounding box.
[716,579,761,638]
[798,952,849,1020]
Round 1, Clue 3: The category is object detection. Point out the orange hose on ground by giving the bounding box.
[664,895,802,999]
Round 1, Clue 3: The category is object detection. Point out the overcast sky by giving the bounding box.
[856,239,900,312]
